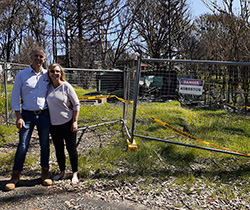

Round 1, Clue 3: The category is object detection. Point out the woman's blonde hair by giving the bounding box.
[47,63,65,81]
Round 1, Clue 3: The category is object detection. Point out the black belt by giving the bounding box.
[22,109,48,115]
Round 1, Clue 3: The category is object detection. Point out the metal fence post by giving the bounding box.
[3,62,9,125]
[130,55,142,143]
[123,65,128,121]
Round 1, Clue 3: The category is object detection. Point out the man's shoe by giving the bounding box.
[41,167,52,186]
[5,170,21,191]
[43,178,53,186]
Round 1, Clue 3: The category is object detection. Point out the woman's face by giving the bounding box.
[49,66,61,81]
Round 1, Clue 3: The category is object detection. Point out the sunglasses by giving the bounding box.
[50,70,60,73]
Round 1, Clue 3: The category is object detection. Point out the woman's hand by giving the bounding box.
[71,121,78,132]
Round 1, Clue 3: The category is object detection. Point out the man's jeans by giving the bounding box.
[13,110,50,171]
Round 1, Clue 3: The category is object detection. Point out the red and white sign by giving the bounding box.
[179,79,204,95]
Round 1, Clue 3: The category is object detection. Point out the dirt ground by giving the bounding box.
[1,125,250,209]
[0,176,150,210]
[0,127,151,210]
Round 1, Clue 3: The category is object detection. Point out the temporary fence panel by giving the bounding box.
[133,58,250,109]
[123,56,250,157]
[2,65,125,129]
[2,59,250,157]
[63,68,125,134]
[2,63,30,124]
[121,66,136,139]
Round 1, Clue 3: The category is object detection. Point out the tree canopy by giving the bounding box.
[0,0,249,68]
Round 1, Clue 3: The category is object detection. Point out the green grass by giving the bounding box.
[1,85,250,202]
[0,124,17,146]
[0,83,9,113]
[0,151,15,171]
[72,85,96,97]
[0,98,5,113]
[130,102,250,200]
[78,103,123,126]
[136,103,250,157]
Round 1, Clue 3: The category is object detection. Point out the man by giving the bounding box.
[5,47,52,191]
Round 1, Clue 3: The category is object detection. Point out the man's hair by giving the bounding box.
[30,47,46,56]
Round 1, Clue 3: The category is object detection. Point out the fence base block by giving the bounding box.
[127,139,138,151]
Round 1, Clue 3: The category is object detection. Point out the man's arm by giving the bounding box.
[10,72,22,111]
[11,72,24,130]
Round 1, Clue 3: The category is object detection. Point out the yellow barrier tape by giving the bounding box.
[78,95,133,104]
[114,96,134,104]
[226,104,250,110]
[2,94,134,104]
[150,116,250,157]
[78,95,113,101]
[0,96,9,100]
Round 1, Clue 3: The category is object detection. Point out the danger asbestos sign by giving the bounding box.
[179,79,204,95]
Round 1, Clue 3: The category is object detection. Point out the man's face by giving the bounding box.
[31,50,46,67]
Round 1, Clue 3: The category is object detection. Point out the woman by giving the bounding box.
[47,63,80,184]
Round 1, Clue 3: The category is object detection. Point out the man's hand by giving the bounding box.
[16,118,25,130]
[15,111,25,130]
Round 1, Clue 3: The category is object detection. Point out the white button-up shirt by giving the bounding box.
[11,66,50,111]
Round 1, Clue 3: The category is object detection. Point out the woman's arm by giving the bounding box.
[71,110,79,132]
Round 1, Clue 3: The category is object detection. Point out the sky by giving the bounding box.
[188,0,210,18]
[188,0,241,18]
